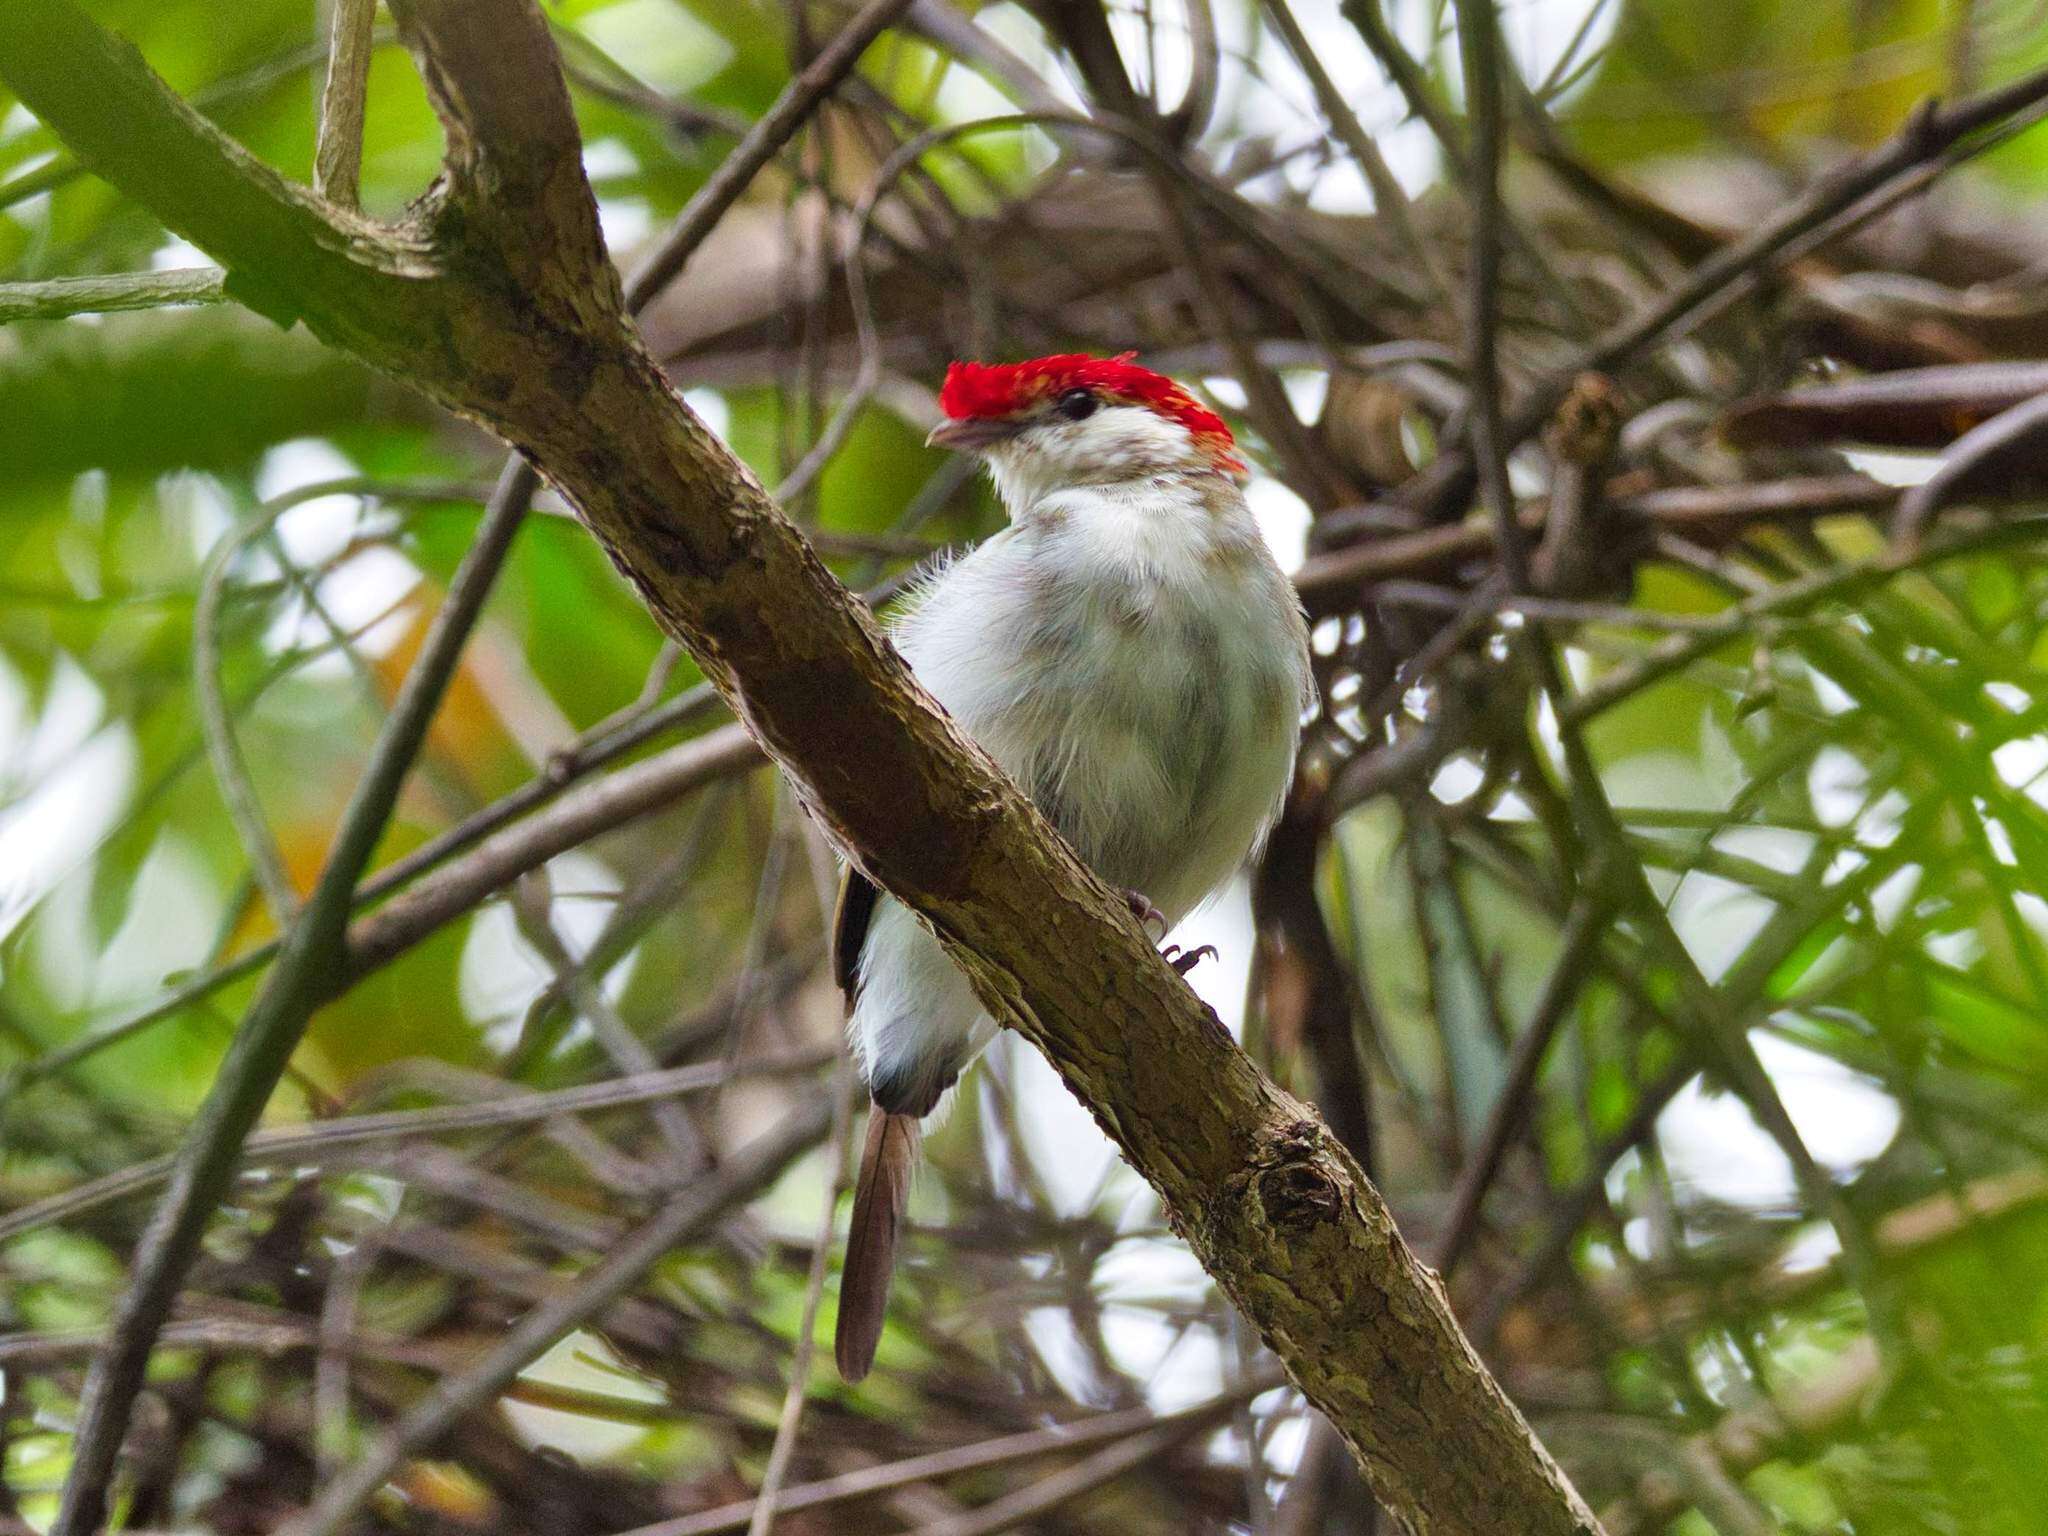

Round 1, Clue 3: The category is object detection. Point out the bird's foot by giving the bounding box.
[1120,891,1212,973]
[1122,888,1169,940]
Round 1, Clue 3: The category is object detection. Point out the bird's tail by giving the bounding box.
[835,1107,919,1382]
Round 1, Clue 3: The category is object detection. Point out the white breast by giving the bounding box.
[896,477,1308,918]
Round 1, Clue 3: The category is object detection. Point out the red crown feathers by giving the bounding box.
[938,353,1245,474]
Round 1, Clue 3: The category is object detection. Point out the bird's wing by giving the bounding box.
[831,864,880,1001]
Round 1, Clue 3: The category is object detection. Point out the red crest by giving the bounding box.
[938,353,1245,474]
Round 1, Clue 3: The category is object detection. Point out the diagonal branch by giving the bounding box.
[0,3,1603,1532]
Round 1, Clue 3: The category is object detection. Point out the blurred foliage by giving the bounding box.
[9,1,2048,1534]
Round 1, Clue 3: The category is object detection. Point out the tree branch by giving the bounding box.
[313,0,377,207]
[0,266,225,325]
[1455,0,1530,590]
[0,3,1605,1530]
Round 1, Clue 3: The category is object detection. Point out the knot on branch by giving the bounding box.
[1545,373,1623,468]
[1252,1117,1343,1235]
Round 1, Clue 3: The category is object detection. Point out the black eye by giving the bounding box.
[1054,388,1098,422]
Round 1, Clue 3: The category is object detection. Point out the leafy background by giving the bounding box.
[7,1,2048,1532]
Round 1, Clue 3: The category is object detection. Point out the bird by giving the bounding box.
[831,352,1314,1382]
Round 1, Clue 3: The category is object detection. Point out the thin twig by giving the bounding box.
[1342,0,1591,333]
[1404,62,2048,523]
[1570,82,2048,387]
[1341,0,1462,157]
[0,1052,829,1244]
[903,0,1071,120]
[0,267,225,325]
[621,0,916,310]
[313,1210,379,1480]
[551,25,750,138]
[1261,0,1450,308]
[745,1062,858,1536]
[194,481,377,924]
[313,0,377,206]
[616,1373,1283,1536]
[1455,0,1529,589]
[902,1424,1198,1536]
[279,1102,834,1536]
[510,871,705,1172]
[1434,889,1608,1274]
[1891,388,2048,552]
[0,1313,448,1372]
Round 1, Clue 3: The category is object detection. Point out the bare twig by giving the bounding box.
[0,1313,448,1372]
[903,0,1070,119]
[0,1052,826,1244]
[313,1216,379,1480]
[1262,0,1448,307]
[194,482,364,924]
[1340,0,1462,163]
[1434,890,1608,1274]
[621,0,915,310]
[1723,361,2048,450]
[902,1423,1198,1536]
[280,1102,834,1536]
[313,0,377,206]
[745,1063,857,1536]
[616,1372,1284,1536]
[1454,0,1529,589]
[0,266,225,325]
[1404,62,2048,523]
[510,872,704,1171]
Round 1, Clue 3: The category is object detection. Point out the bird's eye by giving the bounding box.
[1054,389,1098,422]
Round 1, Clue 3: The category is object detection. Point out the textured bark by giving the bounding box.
[0,3,1602,1531]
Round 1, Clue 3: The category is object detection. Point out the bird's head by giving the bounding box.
[928,353,1246,508]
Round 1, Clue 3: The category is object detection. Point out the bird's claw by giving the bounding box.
[1122,888,1169,940]
[1164,943,1219,977]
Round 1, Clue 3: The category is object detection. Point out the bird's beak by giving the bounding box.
[926,417,1021,453]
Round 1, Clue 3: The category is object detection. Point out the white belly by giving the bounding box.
[849,485,1309,1112]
